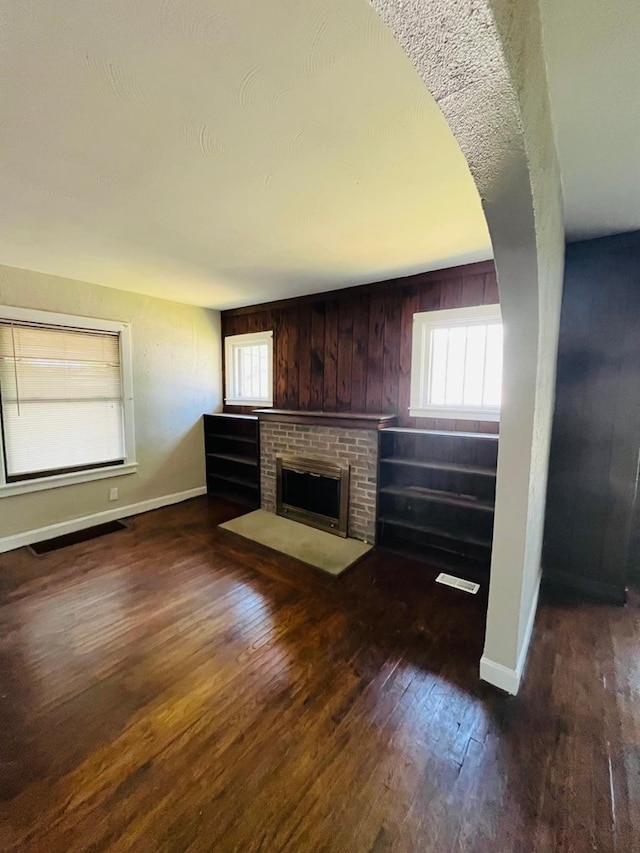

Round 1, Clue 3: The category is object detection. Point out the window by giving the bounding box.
[0,306,136,497]
[225,331,273,407]
[410,304,502,421]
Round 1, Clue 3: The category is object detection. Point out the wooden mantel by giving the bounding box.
[253,409,398,430]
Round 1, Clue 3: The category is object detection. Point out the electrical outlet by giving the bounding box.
[109,487,119,501]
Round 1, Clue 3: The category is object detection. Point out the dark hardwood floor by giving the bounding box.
[0,497,637,852]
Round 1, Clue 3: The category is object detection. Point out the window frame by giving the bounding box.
[0,305,137,498]
[409,303,502,422]
[224,330,274,407]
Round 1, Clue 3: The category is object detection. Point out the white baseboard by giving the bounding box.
[0,486,207,553]
[480,574,541,695]
[479,657,520,695]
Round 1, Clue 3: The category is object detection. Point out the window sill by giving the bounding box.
[0,462,138,498]
[409,407,500,422]
[225,399,273,408]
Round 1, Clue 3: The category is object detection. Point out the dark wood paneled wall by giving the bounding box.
[221,260,499,431]
[544,231,640,603]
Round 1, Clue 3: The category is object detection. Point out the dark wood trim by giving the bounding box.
[222,260,496,317]
[253,409,397,430]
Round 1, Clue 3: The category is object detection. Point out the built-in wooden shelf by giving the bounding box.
[380,457,497,478]
[207,433,257,446]
[380,541,491,581]
[253,409,397,430]
[377,516,493,549]
[207,452,258,467]
[207,471,257,490]
[378,484,495,513]
[382,427,499,440]
[376,427,498,575]
[203,414,260,509]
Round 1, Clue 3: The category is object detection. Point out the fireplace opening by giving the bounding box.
[276,455,349,537]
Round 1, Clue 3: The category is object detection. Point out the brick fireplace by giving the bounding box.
[255,411,396,544]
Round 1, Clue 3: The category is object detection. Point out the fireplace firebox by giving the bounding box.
[276,455,349,537]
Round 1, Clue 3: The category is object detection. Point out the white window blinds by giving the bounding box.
[0,323,125,480]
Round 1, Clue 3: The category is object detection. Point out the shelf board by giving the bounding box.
[377,515,492,549]
[377,542,490,581]
[204,412,258,421]
[381,427,498,440]
[206,432,257,445]
[380,457,496,477]
[207,471,258,490]
[207,452,258,467]
[379,484,494,513]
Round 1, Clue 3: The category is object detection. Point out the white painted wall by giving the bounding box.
[480,160,564,690]
[0,265,222,545]
[482,0,565,692]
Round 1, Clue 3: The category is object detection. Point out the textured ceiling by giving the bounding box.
[0,0,492,309]
[539,0,640,240]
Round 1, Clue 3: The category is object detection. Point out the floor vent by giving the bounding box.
[29,520,127,555]
[435,572,480,594]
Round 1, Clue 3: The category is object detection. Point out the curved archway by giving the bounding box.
[368,0,565,692]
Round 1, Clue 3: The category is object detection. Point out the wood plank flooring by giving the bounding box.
[0,496,637,852]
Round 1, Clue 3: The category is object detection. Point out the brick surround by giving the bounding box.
[260,422,378,543]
